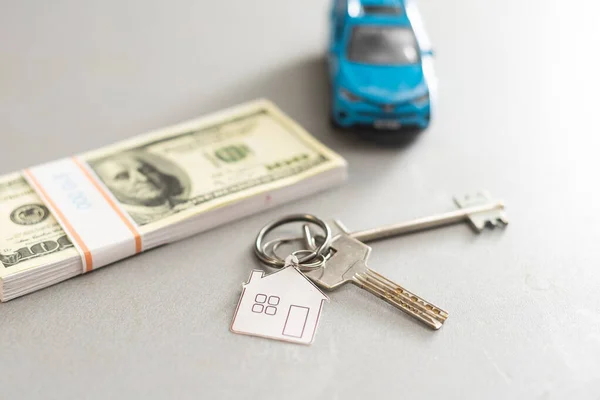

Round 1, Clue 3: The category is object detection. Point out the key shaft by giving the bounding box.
[350,200,505,243]
[302,196,507,250]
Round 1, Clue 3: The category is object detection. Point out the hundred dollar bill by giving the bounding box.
[0,173,79,275]
[0,99,347,296]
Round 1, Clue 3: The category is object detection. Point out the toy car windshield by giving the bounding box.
[347,26,420,65]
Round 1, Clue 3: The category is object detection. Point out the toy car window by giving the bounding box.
[347,26,419,65]
[363,5,402,15]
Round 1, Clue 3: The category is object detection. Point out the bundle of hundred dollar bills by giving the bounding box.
[0,100,347,301]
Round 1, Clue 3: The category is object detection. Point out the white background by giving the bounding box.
[1,0,599,399]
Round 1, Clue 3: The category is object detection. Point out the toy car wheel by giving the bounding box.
[329,113,343,130]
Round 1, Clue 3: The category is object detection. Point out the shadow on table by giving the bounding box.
[206,55,423,151]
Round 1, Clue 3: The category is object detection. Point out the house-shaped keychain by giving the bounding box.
[230,266,329,345]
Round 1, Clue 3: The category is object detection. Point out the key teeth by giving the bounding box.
[472,220,486,232]
[490,213,510,226]
[475,216,509,231]
[486,219,499,229]
[489,217,509,228]
[359,269,448,327]
[455,191,509,233]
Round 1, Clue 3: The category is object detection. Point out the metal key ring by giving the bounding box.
[261,237,304,259]
[288,250,327,271]
[254,214,332,268]
[263,237,333,267]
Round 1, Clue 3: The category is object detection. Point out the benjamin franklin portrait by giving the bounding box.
[90,151,191,226]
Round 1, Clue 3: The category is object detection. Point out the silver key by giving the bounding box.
[303,191,508,247]
[304,233,448,330]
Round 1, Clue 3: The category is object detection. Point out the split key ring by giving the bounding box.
[254,214,332,269]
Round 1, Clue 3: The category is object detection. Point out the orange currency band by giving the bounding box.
[71,157,142,255]
[23,168,95,271]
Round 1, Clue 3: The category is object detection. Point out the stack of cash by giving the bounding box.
[0,100,347,301]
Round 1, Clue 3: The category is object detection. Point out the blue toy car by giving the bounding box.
[328,0,435,131]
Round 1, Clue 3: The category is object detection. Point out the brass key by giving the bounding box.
[304,233,448,330]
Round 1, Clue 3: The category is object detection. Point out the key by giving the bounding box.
[304,233,448,329]
[303,191,508,248]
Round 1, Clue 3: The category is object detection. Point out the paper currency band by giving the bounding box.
[23,156,142,272]
[71,157,142,255]
[23,168,93,270]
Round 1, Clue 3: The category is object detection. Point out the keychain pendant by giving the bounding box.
[230,258,329,345]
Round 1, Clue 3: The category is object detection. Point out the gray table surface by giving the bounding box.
[1,1,599,399]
